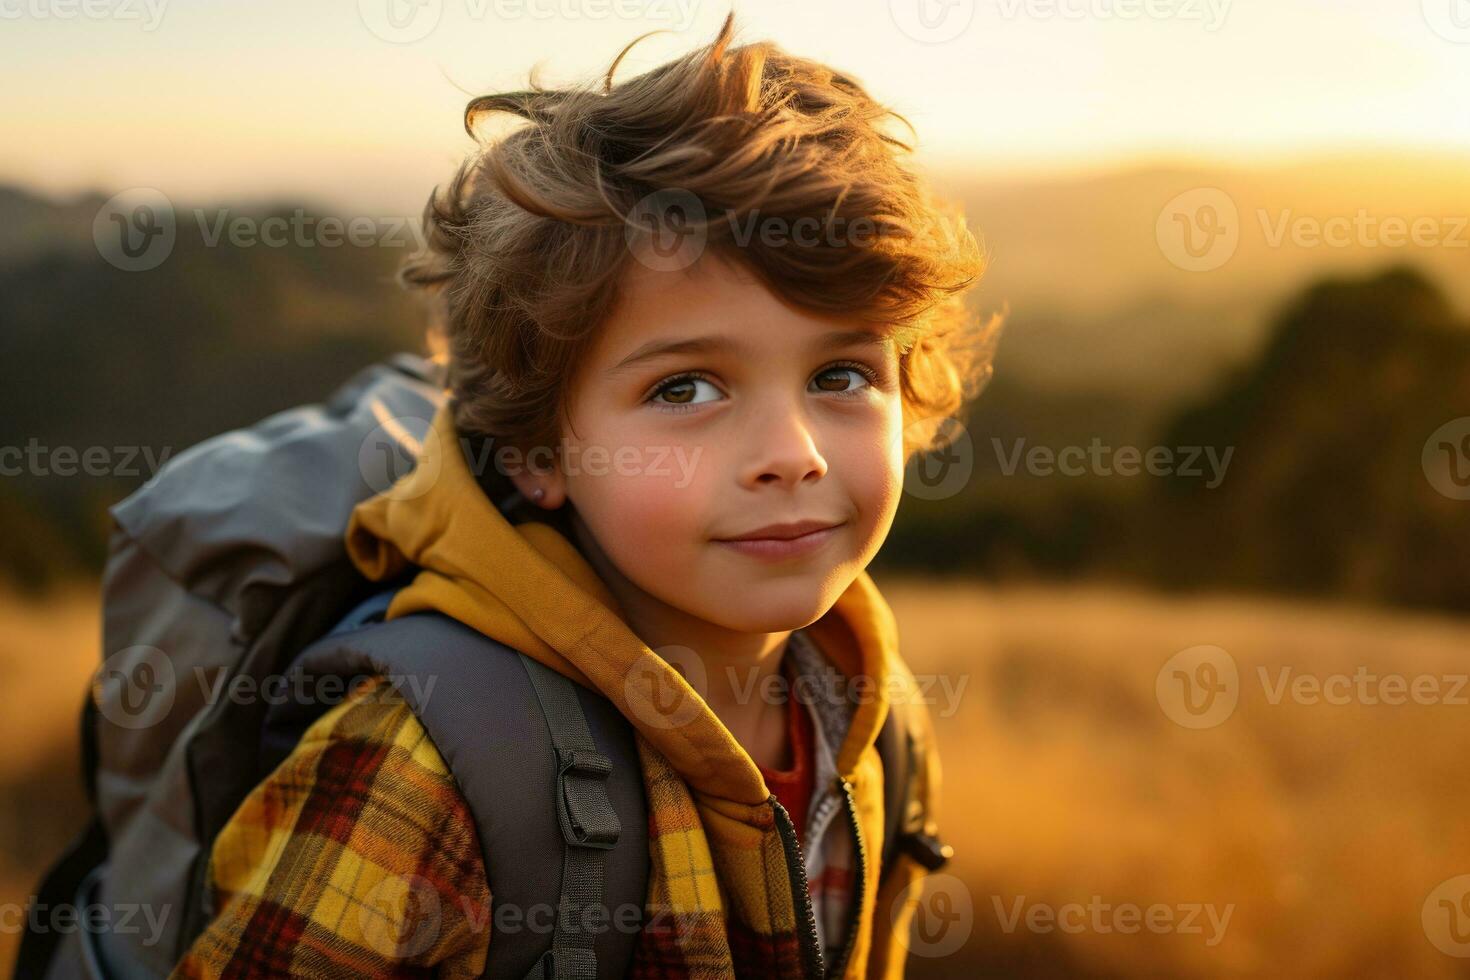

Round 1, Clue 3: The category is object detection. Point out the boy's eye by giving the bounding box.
[651,374,723,407]
[811,365,874,394]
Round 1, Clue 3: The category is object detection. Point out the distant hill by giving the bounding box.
[936,152,1470,408]
[0,185,102,261]
[0,185,425,586]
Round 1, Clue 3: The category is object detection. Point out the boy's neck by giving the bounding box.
[688,632,795,774]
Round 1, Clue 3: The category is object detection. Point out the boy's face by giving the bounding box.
[516,250,905,634]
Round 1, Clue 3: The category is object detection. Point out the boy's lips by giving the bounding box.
[712,519,846,560]
[715,518,845,541]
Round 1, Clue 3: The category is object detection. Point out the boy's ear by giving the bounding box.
[506,448,568,509]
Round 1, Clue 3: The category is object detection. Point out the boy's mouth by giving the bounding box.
[712,519,846,561]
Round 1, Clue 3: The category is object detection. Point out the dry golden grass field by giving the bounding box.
[4,579,1470,978]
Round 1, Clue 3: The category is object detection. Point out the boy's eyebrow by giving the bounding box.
[608,328,890,375]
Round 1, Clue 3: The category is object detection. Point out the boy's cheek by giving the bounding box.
[568,426,709,489]
[574,470,710,550]
[839,445,905,554]
[834,431,904,501]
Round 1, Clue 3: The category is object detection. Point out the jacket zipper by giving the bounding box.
[770,795,825,980]
[770,775,870,980]
[825,777,867,980]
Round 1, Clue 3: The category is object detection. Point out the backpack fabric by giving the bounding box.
[13,354,442,978]
[13,354,934,980]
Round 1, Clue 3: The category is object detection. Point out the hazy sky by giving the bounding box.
[3,0,1468,214]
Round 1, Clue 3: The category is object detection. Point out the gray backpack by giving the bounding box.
[15,354,924,980]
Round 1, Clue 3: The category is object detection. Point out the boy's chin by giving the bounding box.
[691,580,848,635]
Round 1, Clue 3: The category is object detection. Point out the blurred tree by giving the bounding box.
[1156,265,1470,610]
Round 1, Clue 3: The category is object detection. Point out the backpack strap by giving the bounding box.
[874,699,952,885]
[874,701,911,888]
[265,608,648,980]
[520,655,623,980]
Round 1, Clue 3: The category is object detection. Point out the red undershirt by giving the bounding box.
[756,655,816,846]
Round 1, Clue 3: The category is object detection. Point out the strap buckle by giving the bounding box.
[898,829,954,871]
[555,748,621,850]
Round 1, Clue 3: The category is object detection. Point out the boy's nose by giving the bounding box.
[739,407,829,489]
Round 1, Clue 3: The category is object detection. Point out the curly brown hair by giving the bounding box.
[401,12,1000,467]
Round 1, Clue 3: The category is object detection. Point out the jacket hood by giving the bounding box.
[345,403,901,808]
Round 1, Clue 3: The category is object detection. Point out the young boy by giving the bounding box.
[171,12,992,979]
